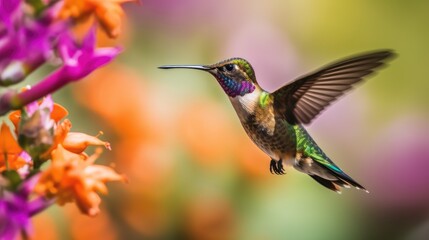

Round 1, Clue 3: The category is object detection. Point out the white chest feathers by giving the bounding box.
[234,88,261,114]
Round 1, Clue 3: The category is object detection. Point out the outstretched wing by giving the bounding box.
[273,50,395,125]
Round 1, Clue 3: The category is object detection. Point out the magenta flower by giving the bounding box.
[0,28,121,116]
[0,0,22,71]
[0,0,64,86]
[0,174,53,239]
[24,94,54,116]
[57,28,122,81]
[0,0,21,29]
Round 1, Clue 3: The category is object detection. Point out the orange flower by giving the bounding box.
[8,103,68,133]
[58,0,137,38]
[35,144,126,216]
[63,131,111,154]
[9,102,110,160]
[40,119,111,160]
[0,123,27,172]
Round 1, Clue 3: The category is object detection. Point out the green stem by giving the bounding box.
[4,152,9,171]
[0,67,70,116]
[32,156,44,170]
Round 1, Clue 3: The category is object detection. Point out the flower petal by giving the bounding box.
[58,0,136,38]
[51,104,69,122]
[0,0,21,28]
[84,47,121,73]
[18,174,40,198]
[56,29,121,81]
[0,123,22,158]
[63,132,111,154]
[8,97,68,131]
[82,25,96,51]
[28,196,55,216]
[95,2,124,38]
[84,165,126,184]
[38,95,54,113]
[36,144,125,216]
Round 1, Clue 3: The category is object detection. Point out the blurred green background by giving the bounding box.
[28,0,429,239]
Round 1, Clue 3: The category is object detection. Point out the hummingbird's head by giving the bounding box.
[159,58,257,98]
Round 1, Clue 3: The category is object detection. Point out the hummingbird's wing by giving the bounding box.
[273,50,395,125]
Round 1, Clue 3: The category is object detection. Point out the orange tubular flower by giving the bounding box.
[8,103,68,133]
[0,123,27,171]
[58,0,137,38]
[40,119,111,160]
[63,132,111,154]
[35,144,126,216]
[9,102,110,160]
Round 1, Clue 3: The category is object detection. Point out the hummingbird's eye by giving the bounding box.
[225,64,235,71]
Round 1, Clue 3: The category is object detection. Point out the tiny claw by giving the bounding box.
[269,159,286,175]
[269,159,276,174]
[276,159,285,175]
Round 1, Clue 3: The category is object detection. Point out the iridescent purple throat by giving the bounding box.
[218,74,255,97]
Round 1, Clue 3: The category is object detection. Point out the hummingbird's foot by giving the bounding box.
[270,159,275,174]
[277,159,285,174]
[270,159,285,175]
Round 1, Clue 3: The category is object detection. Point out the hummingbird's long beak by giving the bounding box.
[158,65,212,71]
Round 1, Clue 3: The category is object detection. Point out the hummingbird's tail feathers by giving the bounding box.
[310,175,342,193]
[309,174,367,193]
[331,169,368,192]
[309,160,368,193]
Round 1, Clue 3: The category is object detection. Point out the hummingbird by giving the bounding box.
[159,50,395,193]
